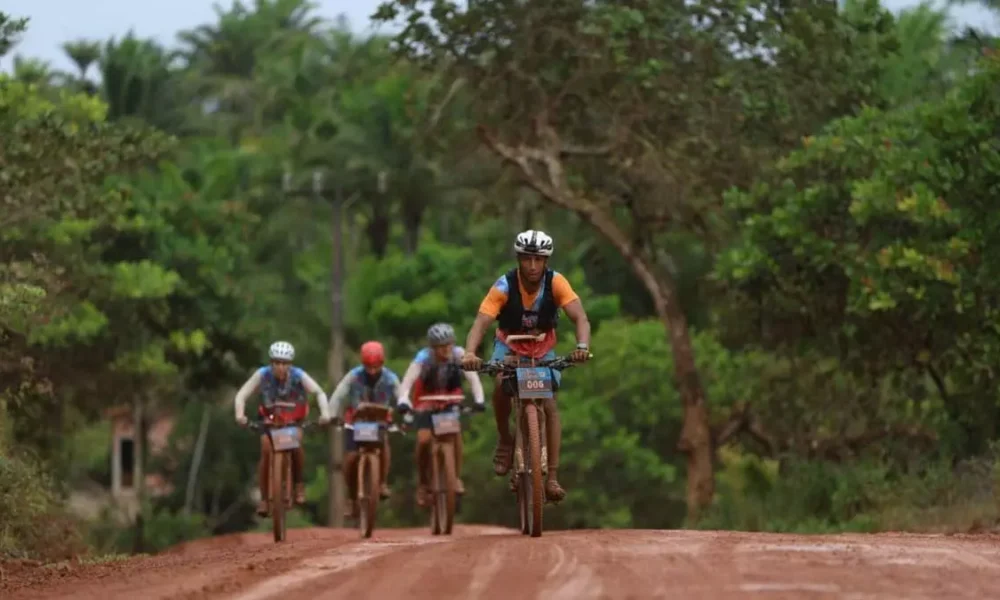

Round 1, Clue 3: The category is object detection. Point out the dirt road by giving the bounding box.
[4,526,1000,599]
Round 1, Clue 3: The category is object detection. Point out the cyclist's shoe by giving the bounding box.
[256,499,270,516]
[545,478,566,503]
[456,478,466,495]
[344,499,359,519]
[380,482,391,499]
[493,440,513,476]
[294,483,306,505]
[416,484,431,507]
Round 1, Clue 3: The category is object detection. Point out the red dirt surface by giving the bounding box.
[4,527,1000,599]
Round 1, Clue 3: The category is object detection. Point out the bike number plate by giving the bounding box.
[353,421,380,443]
[431,411,461,436]
[271,426,300,451]
[516,367,553,399]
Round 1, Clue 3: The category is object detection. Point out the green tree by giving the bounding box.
[0,12,27,59]
[376,0,898,519]
[716,53,1000,457]
[100,34,181,130]
[61,39,102,94]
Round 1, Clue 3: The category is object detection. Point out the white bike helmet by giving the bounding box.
[268,341,295,362]
[427,322,456,345]
[514,229,554,257]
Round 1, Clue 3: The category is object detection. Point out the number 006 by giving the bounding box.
[524,379,547,390]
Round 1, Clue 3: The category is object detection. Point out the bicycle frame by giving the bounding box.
[248,417,317,543]
[503,334,553,482]
[341,402,400,538]
[473,335,582,537]
[418,393,469,535]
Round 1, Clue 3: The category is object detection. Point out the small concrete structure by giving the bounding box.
[104,405,175,520]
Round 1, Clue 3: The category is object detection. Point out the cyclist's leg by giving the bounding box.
[379,433,392,498]
[415,421,433,506]
[343,433,360,518]
[490,339,515,476]
[257,433,272,515]
[542,354,565,502]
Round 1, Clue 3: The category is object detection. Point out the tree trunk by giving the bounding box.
[588,214,715,521]
[183,404,211,516]
[367,200,390,258]
[132,393,146,554]
[402,197,425,253]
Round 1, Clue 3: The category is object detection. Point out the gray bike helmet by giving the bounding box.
[427,322,456,346]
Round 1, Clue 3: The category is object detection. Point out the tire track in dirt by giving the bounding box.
[229,526,511,600]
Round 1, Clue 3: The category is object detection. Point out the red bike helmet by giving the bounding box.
[360,341,385,368]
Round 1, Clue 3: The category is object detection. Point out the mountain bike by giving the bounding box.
[417,393,476,536]
[471,337,585,538]
[247,417,319,543]
[337,402,403,538]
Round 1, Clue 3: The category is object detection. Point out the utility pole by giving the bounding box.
[319,171,347,528]
[283,168,387,528]
[283,168,345,527]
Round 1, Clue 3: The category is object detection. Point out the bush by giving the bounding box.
[0,452,85,560]
[87,506,211,555]
[700,446,1000,534]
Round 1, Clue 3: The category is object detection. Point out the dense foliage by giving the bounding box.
[2,0,1000,559]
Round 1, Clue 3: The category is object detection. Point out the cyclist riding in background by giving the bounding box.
[461,230,591,502]
[398,323,486,507]
[328,340,403,518]
[234,341,331,516]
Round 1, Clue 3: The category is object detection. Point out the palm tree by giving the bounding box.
[877,2,957,105]
[176,0,323,136]
[62,40,101,79]
[0,12,27,60]
[11,55,56,86]
[100,33,180,129]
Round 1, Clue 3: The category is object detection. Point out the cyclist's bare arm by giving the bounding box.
[389,374,405,407]
[326,372,354,418]
[464,312,495,358]
[455,346,486,404]
[398,361,422,406]
[234,369,262,421]
[299,370,332,420]
[562,299,591,347]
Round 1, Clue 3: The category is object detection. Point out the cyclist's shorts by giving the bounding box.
[490,339,562,388]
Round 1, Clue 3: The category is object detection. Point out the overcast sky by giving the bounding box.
[3,0,997,72]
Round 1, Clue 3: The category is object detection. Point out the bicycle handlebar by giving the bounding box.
[465,354,591,376]
[247,419,322,433]
[334,422,406,435]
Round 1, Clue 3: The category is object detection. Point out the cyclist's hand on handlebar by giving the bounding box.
[462,354,483,371]
[470,402,486,413]
[569,348,591,363]
[396,401,412,415]
[236,415,248,427]
[318,415,332,426]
